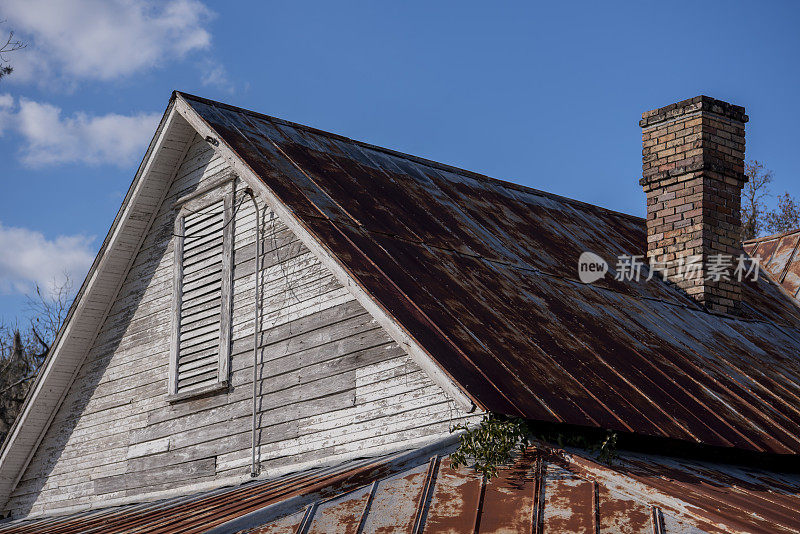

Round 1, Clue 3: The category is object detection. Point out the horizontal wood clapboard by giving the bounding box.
[2,137,476,517]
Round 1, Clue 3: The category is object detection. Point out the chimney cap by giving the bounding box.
[640,95,748,128]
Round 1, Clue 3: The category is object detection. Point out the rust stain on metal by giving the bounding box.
[360,463,429,532]
[305,487,371,534]
[565,448,800,534]
[421,457,483,533]
[476,449,536,533]
[596,485,652,534]
[541,464,595,534]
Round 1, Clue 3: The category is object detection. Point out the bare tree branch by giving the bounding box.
[0,374,36,396]
[26,275,72,348]
[0,30,26,55]
[765,192,800,234]
[741,160,774,241]
[30,326,49,354]
[0,20,26,81]
[1,277,74,443]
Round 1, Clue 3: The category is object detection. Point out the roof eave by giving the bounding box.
[0,96,193,511]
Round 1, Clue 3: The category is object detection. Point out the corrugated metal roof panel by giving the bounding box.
[179,93,800,456]
[0,452,410,534]
[5,441,798,533]
[243,445,800,534]
[745,229,800,299]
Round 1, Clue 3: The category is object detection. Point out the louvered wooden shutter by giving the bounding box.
[170,183,234,397]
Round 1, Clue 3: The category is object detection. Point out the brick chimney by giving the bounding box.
[640,96,748,315]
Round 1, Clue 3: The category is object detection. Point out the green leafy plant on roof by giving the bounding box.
[450,414,530,479]
[450,413,618,479]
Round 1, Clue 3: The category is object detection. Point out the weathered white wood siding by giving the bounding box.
[5,134,475,518]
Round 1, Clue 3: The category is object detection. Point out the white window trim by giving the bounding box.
[169,177,235,401]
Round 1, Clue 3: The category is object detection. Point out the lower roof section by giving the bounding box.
[744,228,800,300]
[2,437,798,534]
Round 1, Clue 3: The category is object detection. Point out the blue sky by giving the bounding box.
[0,0,798,323]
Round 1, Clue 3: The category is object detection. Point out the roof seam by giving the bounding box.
[778,235,800,284]
[743,228,800,245]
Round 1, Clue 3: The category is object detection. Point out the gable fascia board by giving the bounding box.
[173,95,477,414]
[0,98,195,512]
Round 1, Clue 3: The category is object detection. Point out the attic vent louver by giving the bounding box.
[170,180,234,398]
[178,201,224,388]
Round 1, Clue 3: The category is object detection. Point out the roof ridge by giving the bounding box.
[174,91,645,224]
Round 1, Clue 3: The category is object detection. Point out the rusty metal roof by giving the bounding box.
[231,447,800,534]
[0,449,419,534]
[177,93,800,456]
[2,439,798,534]
[744,228,800,300]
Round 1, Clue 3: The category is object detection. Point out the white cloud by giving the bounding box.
[3,0,213,84]
[0,222,94,297]
[11,98,160,167]
[200,59,234,93]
